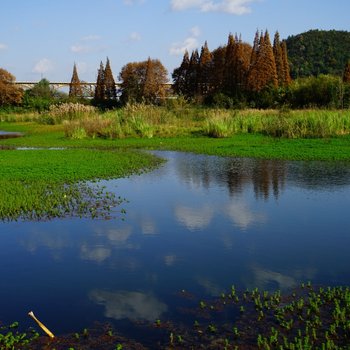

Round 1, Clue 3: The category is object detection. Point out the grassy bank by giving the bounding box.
[1,107,350,219]
[1,119,350,161]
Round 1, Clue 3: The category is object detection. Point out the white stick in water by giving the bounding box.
[28,311,55,339]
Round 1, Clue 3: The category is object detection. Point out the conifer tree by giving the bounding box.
[198,41,212,96]
[69,63,83,98]
[343,61,350,83]
[94,61,105,102]
[104,57,117,100]
[223,33,236,95]
[281,40,292,86]
[250,30,260,69]
[273,32,284,87]
[210,46,226,94]
[172,50,190,96]
[233,37,251,95]
[247,30,278,92]
[186,49,200,98]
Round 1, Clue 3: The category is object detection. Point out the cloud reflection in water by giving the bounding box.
[89,290,168,321]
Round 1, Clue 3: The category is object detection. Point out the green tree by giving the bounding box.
[69,63,83,98]
[104,57,117,101]
[0,68,23,106]
[343,60,350,83]
[172,50,190,96]
[94,61,105,103]
[273,31,284,87]
[186,49,200,99]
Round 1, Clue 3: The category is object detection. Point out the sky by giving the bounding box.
[1,0,349,83]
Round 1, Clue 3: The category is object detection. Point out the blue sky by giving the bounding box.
[1,0,349,82]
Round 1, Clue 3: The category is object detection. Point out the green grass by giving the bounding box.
[0,138,162,221]
[1,110,350,220]
[2,121,350,161]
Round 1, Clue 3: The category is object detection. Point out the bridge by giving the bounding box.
[14,81,173,98]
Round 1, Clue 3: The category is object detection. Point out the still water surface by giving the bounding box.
[1,151,350,334]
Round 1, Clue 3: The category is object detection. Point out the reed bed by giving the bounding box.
[204,109,350,138]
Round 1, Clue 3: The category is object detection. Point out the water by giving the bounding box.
[1,151,350,335]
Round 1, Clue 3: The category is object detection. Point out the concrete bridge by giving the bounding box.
[14,81,172,90]
[14,81,173,97]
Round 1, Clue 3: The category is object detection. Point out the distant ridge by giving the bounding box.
[285,29,350,78]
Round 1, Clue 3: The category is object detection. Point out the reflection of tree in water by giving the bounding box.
[174,154,287,200]
[287,161,350,190]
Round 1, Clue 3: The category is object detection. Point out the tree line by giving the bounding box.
[1,29,350,109]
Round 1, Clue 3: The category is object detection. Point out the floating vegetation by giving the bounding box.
[0,180,126,221]
[0,148,162,221]
[3,284,349,349]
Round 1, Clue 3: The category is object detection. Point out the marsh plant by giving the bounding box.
[48,103,96,124]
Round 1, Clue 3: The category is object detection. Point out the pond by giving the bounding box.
[1,151,350,339]
[0,130,22,139]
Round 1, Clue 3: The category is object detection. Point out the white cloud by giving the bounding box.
[32,58,53,74]
[71,45,91,54]
[129,32,141,41]
[169,26,201,56]
[0,43,8,51]
[170,0,256,14]
[70,44,107,54]
[81,34,101,41]
[123,0,145,5]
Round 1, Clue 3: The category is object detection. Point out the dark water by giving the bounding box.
[1,151,350,334]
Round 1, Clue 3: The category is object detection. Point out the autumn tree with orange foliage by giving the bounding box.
[119,58,168,104]
[0,68,23,106]
[198,41,212,96]
[69,63,83,98]
[247,30,278,92]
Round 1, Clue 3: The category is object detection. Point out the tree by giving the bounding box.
[273,31,284,87]
[69,63,82,98]
[186,49,200,98]
[172,50,190,96]
[104,57,117,100]
[223,33,236,95]
[247,30,278,92]
[119,58,168,104]
[210,46,226,94]
[281,40,292,86]
[94,61,105,103]
[198,41,212,96]
[143,57,168,103]
[0,68,23,106]
[343,60,350,83]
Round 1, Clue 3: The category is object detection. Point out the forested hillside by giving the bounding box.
[286,29,350,78]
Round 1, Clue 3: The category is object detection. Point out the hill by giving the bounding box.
[285,29,350,78]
